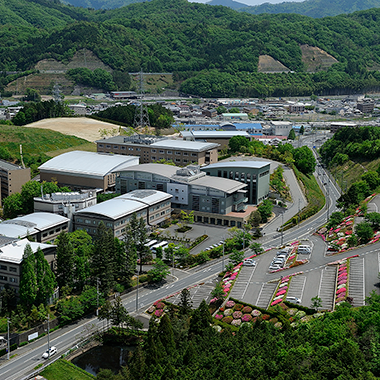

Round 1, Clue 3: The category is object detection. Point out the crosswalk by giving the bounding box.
[318,266,337,310]
[348,257,365,307]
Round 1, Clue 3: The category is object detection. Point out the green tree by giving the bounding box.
[178,288,192,316]
[3,193,23,219]
[23,87,41,102]
[111,296,129,331]
[328,211,344,229]
[147,259,170,283]
[34,247,56,305]
[257,199,273,223]
[229,250,244,266]
[293,146,316,175]
[55,232,75,290]
[299,125,305,135]
[19,244,37,306]
[250,242,264,255]
[366,212,380,230]
[288,128,296,140]
[91,222,116,294]
[310,295,322,309]
[362,171,380,191]
[249,210,262,227]
[216,106,227,114]
[355,221,374,243]
[228,135,250,153]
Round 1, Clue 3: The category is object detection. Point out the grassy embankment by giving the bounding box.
[40,359,94,380]
[283,167,325,230]
[0,124,94,175]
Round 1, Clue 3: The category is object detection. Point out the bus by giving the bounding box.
[151,241,168,253]
[144,240,158,249]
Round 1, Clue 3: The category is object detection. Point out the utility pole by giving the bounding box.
[135,271,139,312]
[7,317,10,360]
[96,278,100,316]
[298,198,301,227]
[281,212,284,246]
[47,314,50,359]
[222,236,225,272]
[326,180,330,222]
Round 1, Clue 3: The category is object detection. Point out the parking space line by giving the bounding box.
[362,257,365,305]
[256,283,265,305]
[317,269,323,297]
[299,276,306,301]
[241,266,257,299]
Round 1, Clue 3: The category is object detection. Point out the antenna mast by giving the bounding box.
[133,69,151,133]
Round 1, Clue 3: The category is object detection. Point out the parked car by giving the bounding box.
[42,346,57,359]
[243,259,256,267]
[286,297,301,305]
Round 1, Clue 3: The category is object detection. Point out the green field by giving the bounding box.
[41,359,94,380]
[0,124,91,175]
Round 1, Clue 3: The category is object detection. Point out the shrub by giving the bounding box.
[269,318,278,324]
[233,311,243,319]
[225,300,235,308]
[215,314,223,320]
[262,314,270,320]
[222,316,233,324]
[224,309,233,316]
[242,306,253,314]
[242,314,252,322]
[251,309,261,317]
[231,319,242,326]
[155,302,165,309]
[154,309,164,317]
[234,304,244,311]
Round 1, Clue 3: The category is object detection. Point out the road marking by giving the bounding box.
[299,276,306,301]
[256,283,265,306]
[317,269,323,298]
[241,266,257,299]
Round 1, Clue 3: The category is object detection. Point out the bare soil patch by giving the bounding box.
[24,117,120,142]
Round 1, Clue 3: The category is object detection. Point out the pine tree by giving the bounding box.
[55,231,75,289]
[111,296,128,332]
[19,244,37,306]
[91,222,116,294]
[157,314,175,355]
[34,247,56,304]
[178,288,192,316]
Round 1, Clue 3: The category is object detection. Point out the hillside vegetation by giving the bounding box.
[0,124,91,174]
[240,0,380,18]
[5,0,380,96]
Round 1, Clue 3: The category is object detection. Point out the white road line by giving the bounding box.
[241,267,257,299]
[256,283,265,305]
[378,252,380,274]
[362,257,365,306]
[317,269,324,298]
[299,276,306,301]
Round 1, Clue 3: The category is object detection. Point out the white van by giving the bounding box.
[298,245,311,254]
[151,241,168,253]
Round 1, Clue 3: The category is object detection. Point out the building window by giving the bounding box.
[183,152,188,156]
[151,156,156,160]
[0,276,7,281]
[175,152,181,155]
[191,153,197,157]
[175,159,181,162]
[152,149,156,153]
[106,145,111,148]
[128,147,134,151]
[136,148,141,151]
[167,151,172,154]
[121,146,126,150]
[98,144,104,148]
[113,145,119,149]
[0,265,7,271]
[159,150,164,154]
[9,277,16,283]
[9,267,16,273]
[183,159,188,163]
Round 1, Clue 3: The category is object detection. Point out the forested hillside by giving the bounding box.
[239,0,380,18]
[5,0,380,96]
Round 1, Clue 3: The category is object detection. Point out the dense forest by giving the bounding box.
[96,294,380,380]
[5,0,380,96]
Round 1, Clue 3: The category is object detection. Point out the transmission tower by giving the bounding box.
[52,83,63,103]
[133,69,151,132]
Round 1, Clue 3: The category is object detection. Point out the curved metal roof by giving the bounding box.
[39,151,139,178]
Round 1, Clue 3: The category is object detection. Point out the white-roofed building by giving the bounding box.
[0,212,69,243]
[74,190,172,237]
[39,151,139,191]
[0,238,56,293]
[96,135,219,166]
[181,130,251,150]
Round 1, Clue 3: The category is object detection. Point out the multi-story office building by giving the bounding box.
[0,160,30,204]
[115,164,251,227]
[96,135,219,166]
[74,190,172,238]
[201,161,271,205]
[0,238,56,294]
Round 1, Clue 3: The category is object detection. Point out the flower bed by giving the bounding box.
[335,260,350,306]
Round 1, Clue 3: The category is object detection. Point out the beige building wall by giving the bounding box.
[40,171,108,191]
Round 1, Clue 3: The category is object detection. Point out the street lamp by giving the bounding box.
[135,270,139,312]
[222,235,225,272]
[7,317,10,360]
[281,212,284,246]
[46,314,50,359]
[96,278,100,316]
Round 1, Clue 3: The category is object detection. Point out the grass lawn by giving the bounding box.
[40,359,95,380]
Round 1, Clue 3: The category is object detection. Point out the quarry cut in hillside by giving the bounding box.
[257,55,291,73]
[300,44,338,72]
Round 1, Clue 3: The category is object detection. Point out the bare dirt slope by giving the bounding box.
[24,117,119,142]
[300,44,338,72]
[258,55,290,73]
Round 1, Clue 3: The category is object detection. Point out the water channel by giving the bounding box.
[72,345,135,376]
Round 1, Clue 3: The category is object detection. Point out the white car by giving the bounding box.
[286,297,301,305]
[269,265,282,271]
[42,346,57,359]
[243,259,256,267]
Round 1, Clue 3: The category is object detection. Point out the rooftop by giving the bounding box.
[76,190,171,220]
[181,131,250,139]
[0,159,27,171]
[203,161,271,170]
[97,135,218,152]
[39,151,139,178]
[0,239,55,264]
[234,123,263,130]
